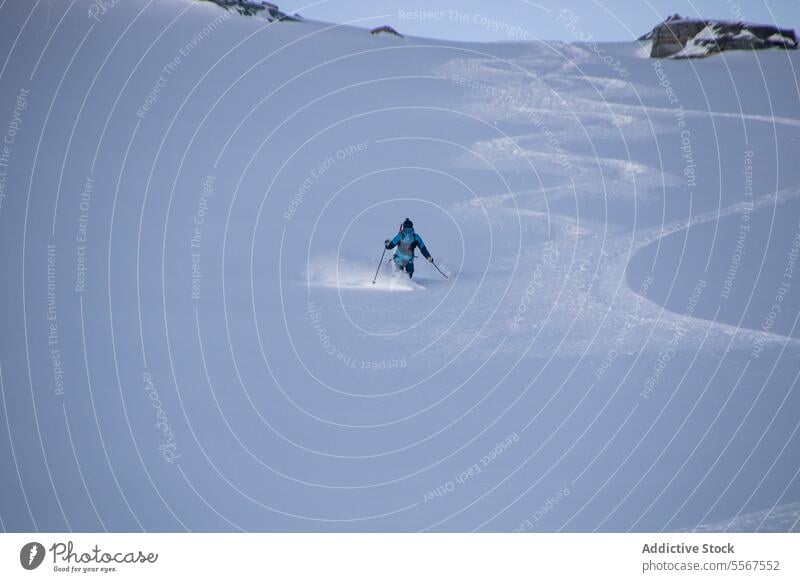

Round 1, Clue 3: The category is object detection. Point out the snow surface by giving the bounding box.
[679,501,800,533]
[694,25,718,42]
[768,32,798,48]
[0,0,799,532]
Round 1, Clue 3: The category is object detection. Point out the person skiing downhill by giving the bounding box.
[384,218,433,279]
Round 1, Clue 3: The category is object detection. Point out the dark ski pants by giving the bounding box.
[393,257,414,278]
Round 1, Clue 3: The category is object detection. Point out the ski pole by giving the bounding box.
[430,259,449,279]
[372,247,387,285]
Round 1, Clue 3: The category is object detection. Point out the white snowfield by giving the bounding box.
[0,0,799,532]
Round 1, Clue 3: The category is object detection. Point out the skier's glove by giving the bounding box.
[427,256,434,263]
[384,239,391,249]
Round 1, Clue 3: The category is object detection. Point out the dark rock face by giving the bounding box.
[646,17,706,58]
[201,0,301,21]
[640,15,797,58]
[370,25,404,38]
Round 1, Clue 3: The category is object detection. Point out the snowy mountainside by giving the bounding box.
[0,0,799,532]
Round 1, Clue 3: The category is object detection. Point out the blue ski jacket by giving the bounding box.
[386,228,431,263]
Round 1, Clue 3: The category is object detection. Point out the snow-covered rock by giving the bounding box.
[370,25,404,38]
[640,14,797,59]
[201,0,301,21]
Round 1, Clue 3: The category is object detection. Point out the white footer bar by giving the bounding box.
[1,533,797,581]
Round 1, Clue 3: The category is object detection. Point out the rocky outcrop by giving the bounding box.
[640,14,797,58]
[370,25,404,38]
[201,0,301,21]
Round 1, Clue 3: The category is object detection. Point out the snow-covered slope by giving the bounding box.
[0,0,799,532]
[679,501,800,533]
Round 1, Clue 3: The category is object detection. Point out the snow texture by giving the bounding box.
[0,0,799,532]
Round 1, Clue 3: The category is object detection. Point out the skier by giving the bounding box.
[384,218,433,279]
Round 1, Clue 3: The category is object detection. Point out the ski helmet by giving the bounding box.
[402,218,413,229]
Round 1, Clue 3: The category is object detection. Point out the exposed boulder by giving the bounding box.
[200,0,302,21]
[640,14,797,58]
[370,25,404,38]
